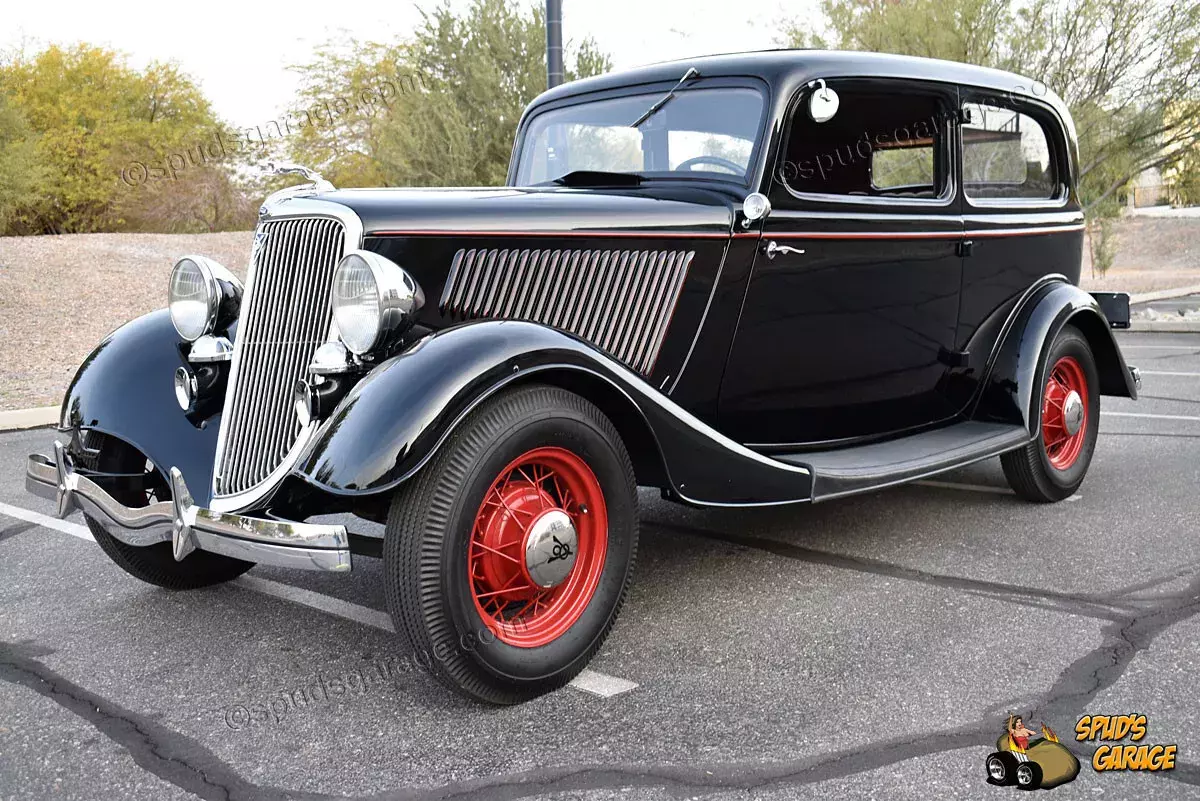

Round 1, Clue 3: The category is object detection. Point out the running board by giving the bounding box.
[773,422,1031,502]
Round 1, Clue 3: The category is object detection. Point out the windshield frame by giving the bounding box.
[507,76,772,189]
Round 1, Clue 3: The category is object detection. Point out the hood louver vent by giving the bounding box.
[439,247,693,376]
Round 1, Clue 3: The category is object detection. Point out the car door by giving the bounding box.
[720,77,966,447]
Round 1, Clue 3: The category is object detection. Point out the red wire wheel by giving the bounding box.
[1041,355,1090,470]
[468,446,608,648]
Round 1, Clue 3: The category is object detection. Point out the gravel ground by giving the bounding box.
[1083,216,1200,293]
[0,216,1197,411]
[0,232,252,410]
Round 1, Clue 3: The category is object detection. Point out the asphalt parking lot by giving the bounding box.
[1,330,1198,801]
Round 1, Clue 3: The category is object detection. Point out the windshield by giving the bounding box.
[514,86,765,185]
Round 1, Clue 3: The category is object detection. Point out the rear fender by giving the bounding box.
[972,280,1137,433]
[295,320,813,506]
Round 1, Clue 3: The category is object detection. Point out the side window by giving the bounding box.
[777,83,951,201]
[962,102,1058,201]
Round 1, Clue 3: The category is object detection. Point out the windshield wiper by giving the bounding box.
[630,67,700,128]
[550,170,643,187]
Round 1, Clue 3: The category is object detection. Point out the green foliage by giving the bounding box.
[0,44,252,234]
[0,93,47,231]
[785,0,1200,218]
[1088,218,1118,277]
[288,0,612,187]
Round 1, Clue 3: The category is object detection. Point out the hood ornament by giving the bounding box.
[259,161,336,216]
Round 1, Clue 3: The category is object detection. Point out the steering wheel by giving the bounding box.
[675,155,744,175]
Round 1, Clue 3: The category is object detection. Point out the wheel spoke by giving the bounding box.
[473,540,523,564]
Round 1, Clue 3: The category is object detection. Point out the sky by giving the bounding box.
[1,0,822,128]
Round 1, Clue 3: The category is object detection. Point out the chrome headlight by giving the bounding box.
[331,251,424,356]
[168,256,242,342]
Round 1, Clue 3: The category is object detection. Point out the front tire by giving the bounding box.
[1015,760,1043,790]
[79,432,254,590]
[1002,326,1099,502]
[383,384,638,704]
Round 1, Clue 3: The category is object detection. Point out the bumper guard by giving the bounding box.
[26,443,351,572]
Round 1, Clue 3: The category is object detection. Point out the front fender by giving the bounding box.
[973,280,1137,432]
[60,310,223,505]
[296,320,813,506]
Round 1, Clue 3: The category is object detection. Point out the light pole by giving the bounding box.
[546,0,564,89]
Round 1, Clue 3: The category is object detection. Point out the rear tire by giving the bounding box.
[383,384,638,704]
[1002,326,1099,502]
[80,433,253,590]
[986,751,1018,786]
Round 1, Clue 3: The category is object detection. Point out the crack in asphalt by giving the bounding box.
[4,519,1200,799]
[0,641,333,801]
[646,519,1157,623]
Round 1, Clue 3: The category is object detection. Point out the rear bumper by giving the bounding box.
[26,443,351,572]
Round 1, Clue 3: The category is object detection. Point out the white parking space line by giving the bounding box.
[1138,370,1200,377]
[1102,411,1200,423]
[234,575,397,632]
[913,480,1013,495]
[569,669,639,698]
[0,501,93,541]
[0,499,639,699]
[1119,345,1200,350]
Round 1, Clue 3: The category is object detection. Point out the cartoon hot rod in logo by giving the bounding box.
[986,715,1081,790]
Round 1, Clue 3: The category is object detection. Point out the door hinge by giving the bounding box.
[956,239,975,257]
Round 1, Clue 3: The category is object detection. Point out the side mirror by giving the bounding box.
[808,79,839,124]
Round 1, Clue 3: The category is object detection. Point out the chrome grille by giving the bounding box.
[214,217,346,497]
[439,248,694,375]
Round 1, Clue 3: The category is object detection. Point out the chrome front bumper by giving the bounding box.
[26,443,351,572]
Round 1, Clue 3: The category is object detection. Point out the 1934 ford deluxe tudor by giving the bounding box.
[27,51,1140,703]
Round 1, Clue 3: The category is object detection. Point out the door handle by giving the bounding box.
[765,240,805,260]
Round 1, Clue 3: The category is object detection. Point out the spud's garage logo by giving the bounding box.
[1076,714,1178,772]
[985,714,1081,790]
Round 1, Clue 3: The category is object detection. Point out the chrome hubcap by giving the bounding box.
[1062,390,1084,436]
[987,759,1005,780]
[524,510,577,588]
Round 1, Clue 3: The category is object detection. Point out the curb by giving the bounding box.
[0,407,58,432]
[1130,284,1200,305]
[1128,320,1200,333]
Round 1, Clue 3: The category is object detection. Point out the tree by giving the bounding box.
[0,44,252,234]
[783,0,1200,216]
[0,93,47,232]
[287,0,612,187]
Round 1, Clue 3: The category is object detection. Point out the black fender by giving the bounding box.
[972,278,1137,433]
[60,310,223,506]
[295,320,813,506]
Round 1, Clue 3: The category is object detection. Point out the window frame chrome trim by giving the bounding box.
[209,197,363,514]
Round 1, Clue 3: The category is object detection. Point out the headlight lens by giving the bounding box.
[169,258,217,341]
[168,256,241,342]
[331,254,382,355]
[331,251,424,356]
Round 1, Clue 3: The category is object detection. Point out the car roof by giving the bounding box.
[528,49,1071,126]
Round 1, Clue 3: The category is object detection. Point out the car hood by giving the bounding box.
[312,185,737,238]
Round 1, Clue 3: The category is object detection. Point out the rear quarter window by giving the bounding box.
[962,102,1059,201]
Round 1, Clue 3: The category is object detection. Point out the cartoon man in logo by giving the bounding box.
[985,713,1080,790]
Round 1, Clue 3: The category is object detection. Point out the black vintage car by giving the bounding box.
[28,50,1139,703]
